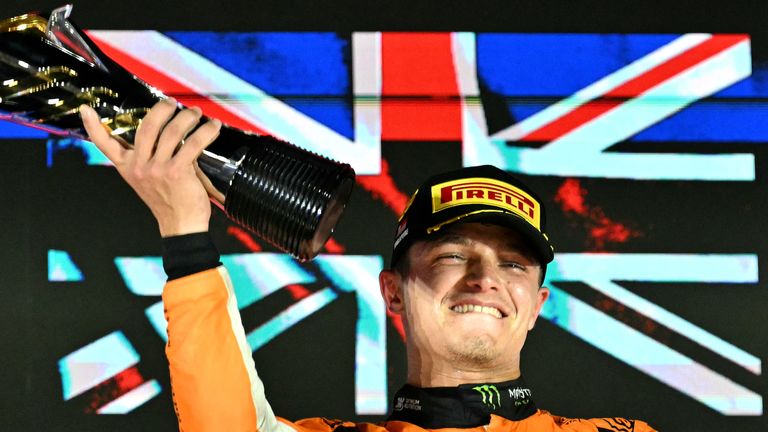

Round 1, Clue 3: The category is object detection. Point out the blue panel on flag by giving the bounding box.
[713,63,768,97]
[476,34,679,96]
[164,32,353,139]
[478,34,768,143]
[0,120,47,139]
[505,103,547,128]
[633,102,768,142]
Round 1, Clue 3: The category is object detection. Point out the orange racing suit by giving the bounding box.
[161,234,656,432]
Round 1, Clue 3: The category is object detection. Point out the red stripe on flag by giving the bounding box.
[323,236,346,254]
[285,284,311,300]
[82,366,145,414]
[521,34,748,142]
[356,158,410,215]
[387,309,406,342]
[554,179,640,250]
[227,226,263,252]
[86,31,269,135]
[381,33,462,141]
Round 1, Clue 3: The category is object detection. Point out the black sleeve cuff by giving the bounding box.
[162,232,221,281]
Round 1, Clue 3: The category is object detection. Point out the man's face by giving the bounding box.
[381,222,549,371]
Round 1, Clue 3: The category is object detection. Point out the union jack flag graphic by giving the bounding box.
[8,31,765,423]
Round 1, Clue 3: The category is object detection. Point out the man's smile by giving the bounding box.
[449,303,506,319]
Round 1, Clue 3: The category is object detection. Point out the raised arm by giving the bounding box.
[81,101,297,432]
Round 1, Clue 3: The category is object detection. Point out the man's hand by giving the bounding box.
[80,99,222,237]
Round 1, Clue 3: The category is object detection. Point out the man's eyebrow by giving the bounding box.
[426,234,471,247]
[424,232,538,262]
[502,241,531,254]
[500,240,539,264]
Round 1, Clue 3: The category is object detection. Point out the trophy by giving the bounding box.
[0,5,355,261]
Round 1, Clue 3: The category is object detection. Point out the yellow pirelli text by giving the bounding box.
[430,177,540,229]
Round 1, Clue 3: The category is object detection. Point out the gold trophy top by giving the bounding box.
[0,13,48,34]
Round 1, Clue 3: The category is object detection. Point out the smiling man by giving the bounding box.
[80,101,656,432]
[380,166,552,393]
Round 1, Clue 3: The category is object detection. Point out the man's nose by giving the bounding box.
[465,259,501,292]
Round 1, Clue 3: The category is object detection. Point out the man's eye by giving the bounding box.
[437,254,464,262]
[500,261,526,271]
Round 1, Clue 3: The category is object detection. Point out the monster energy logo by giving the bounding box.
[472,384,501,409]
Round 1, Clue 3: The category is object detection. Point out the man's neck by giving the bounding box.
[406,353,522,387]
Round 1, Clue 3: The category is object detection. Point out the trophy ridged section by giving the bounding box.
[225,136,355,261]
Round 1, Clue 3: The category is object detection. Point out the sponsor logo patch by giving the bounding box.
[473,384,501,410]
[508,387,532,407]
[394,396,422,411]
[393,226,409,249]
[430,178,540,229]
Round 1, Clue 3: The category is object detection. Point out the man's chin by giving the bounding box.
[449,316,505,339]
[446,335,500,365]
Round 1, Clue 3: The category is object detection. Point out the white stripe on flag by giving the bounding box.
[492,33,713,140]
[542,285,762,415]
[89,30,381,174]
[539,37,751,154]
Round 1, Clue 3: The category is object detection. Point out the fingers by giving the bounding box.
[134,98,177,162]
[79,105,124,164]
[153,106,203,162]
[82,98,219,171]
[174,118,222,166]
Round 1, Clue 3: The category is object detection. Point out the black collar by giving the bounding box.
[386,377,537,428]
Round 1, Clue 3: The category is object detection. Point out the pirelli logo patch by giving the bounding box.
[431,177,541,229]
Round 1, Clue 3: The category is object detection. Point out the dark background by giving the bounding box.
[1,1,766,431]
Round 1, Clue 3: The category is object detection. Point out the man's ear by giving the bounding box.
[379,269,405,314]
[528,286,550,330]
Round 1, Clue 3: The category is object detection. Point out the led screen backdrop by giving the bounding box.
[1,2,766,432]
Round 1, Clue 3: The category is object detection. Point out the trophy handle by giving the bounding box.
[46,5,108,72]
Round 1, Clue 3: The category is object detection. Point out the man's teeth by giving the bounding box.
[451,304,502,318]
